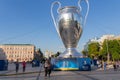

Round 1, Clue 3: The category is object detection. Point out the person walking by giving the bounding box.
[47,60,52,77]
[15,59,19,73]
[113,62,117,71]
[22,61,26,72]
[103,61,107,70]
[44,59,52,77]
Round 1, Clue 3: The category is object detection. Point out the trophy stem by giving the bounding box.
[59,48,83,58]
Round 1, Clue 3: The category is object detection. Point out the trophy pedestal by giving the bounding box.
[59,48,83,58]
[52,48,85,71]
[53,57,92,71]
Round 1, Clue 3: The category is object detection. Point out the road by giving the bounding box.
[0,70,120,80]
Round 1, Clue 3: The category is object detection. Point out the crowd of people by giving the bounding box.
[95,60,120,71]
[14,58,52,78]
[13,58,120,79]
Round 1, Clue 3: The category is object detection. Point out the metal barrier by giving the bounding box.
[0,60,8,71]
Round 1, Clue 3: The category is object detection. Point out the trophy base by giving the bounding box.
[59,48,83,58]
[52,57,92,71]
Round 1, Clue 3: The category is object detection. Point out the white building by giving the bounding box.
[44,50,54,58]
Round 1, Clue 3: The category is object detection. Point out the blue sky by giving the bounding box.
[0,0,120,53]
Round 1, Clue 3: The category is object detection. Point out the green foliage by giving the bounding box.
[86,39,120,61]
[109,40,120,60]
[99,39,120,61]
[112,52,120,61]
[82,50,88,56]
[99,40,108,60]
[88,42,100,59]
[54,52,61,57]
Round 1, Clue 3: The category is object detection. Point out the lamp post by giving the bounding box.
[106,39,110,64]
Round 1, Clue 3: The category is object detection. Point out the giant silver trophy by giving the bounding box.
[51,0,89,58]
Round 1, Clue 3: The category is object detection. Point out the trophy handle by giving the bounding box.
[51,1,61,35]
[78,0,89,28]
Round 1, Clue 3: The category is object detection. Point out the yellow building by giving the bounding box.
[0,44,35,62]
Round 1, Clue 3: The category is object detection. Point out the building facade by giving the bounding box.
[44,50,54,58]
[0,44,35,62]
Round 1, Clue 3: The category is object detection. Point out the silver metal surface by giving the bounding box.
[51,0,89,58]
[59,48,83,58]
[58,7,82,48]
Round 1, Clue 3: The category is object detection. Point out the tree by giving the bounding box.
[82,50,88,57]
[87,42,100,59]
[54,51,61,57]
[100,39,120,61]
[99,40,108,60]
[112,52,120,61]
[34,48,44,61]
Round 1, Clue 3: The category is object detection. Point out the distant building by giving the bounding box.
[44,50,54,58]
[99,34,115,44]
[0,48,6,60]
[0,44,35,62]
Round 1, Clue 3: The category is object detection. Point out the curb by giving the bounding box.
[0,71,43,76]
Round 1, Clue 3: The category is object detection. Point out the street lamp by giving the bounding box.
[106,39,110,63]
